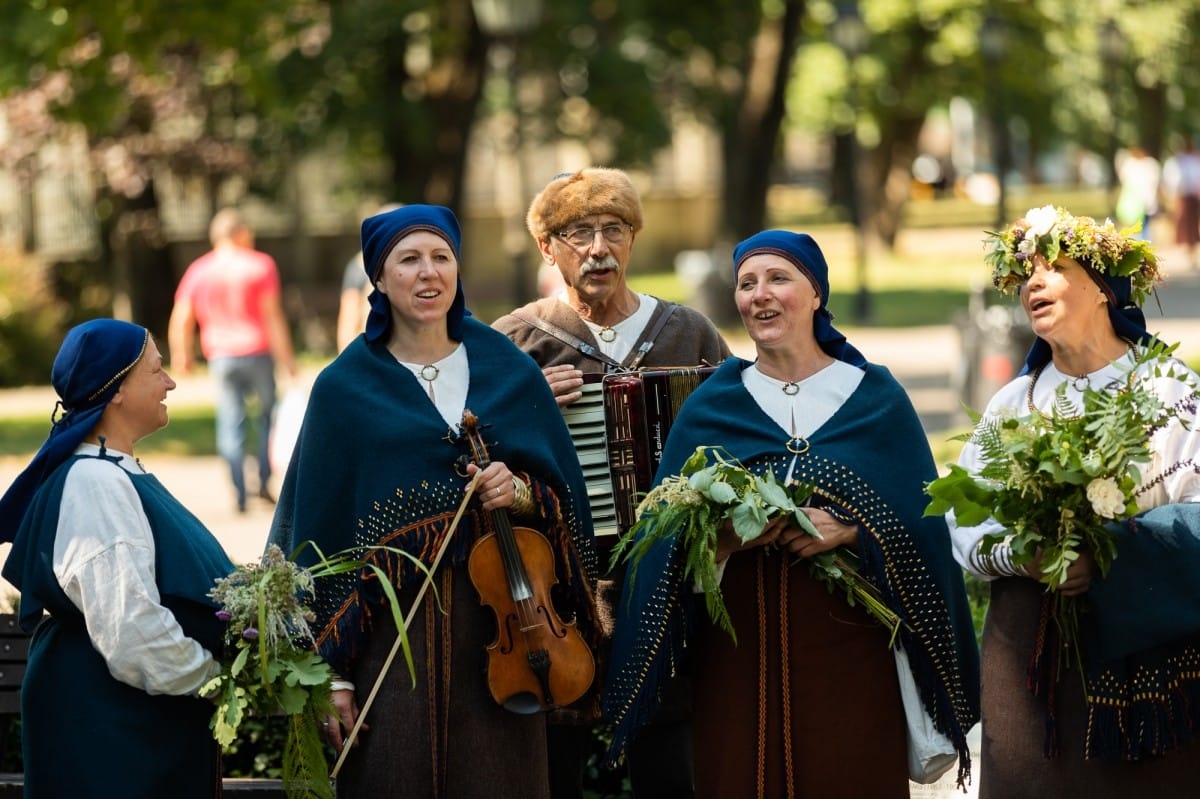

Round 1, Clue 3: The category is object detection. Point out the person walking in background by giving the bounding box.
[168,208,297,513]
[1162,136,1200,268]
[0,319,235,798]
[1115,145,1162,241]
[948,206,1200,796]
[493,167,730,798]
[603,230,980,797]
[269,204,601,798]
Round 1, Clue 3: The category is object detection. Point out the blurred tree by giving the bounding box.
[3,0,1198,340]
[268,0,488,210]
[0,0,326,336]
[786,0,1195,248]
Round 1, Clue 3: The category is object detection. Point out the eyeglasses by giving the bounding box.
[555,223,632,248]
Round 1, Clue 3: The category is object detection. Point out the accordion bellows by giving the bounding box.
[562,368,716,538]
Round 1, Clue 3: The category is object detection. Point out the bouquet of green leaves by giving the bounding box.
[611,445,902,644]
[204,543,425,799]
[925,342,1193,666]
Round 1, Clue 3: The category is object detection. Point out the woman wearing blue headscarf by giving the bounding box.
[603,230,980,797]
[0,319,234,798]
[268,204,600,798]
[948,206,1200,797]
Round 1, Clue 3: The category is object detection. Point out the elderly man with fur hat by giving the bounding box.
[493,167,729,406]
[494,168,730,798]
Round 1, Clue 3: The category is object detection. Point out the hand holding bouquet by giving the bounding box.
[205,543,426,798]
[205,544,335,798]
[612,446,901,644]
[925,342,1194,664]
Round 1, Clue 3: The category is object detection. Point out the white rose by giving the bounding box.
[1086,476,1125,519]
[1024,205,1059,237]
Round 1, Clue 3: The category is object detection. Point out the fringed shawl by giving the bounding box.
[1073,503,1200,761]
[602,357,980,780]
[267,318,600,676]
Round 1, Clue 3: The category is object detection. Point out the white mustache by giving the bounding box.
[579,256,620,276]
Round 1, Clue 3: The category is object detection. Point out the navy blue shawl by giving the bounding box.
[602,357,980,774]
[1068,503,1200,760]
[267,317,599,676]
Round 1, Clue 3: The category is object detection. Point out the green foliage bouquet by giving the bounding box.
[204,543,425,799]
[612,445,901,644]
[925,343,1193,665]
[205,544,337,798]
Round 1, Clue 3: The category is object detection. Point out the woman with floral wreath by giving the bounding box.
[948,205,1200,796]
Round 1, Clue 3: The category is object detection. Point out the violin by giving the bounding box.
[460,410,596,714]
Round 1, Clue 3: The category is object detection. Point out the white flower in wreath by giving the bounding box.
[1086,476,1125,519]
[1025,205,1059,238]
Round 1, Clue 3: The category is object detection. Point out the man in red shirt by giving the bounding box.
[168,208,297,512]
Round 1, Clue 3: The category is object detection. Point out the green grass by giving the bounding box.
[0,407,221,459]
[770,185,1115,231]
[629,230,983,330]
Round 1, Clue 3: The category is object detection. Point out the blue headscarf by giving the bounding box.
[0,319,149,543]
[732,230,866,366]
[360,204,470,343]
[1019,269,1155,374]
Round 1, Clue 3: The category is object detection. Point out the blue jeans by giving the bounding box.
[210,354,276,508]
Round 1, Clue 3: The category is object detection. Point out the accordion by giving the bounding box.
[561,367,716,538]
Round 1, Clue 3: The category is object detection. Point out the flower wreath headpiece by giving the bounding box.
[984,205,1161,306]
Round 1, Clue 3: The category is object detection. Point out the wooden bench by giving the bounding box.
[0,614,288,797]
[0,777,287,797]
[0,615,27,718]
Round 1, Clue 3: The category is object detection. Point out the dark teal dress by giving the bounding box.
[2,452,234,798]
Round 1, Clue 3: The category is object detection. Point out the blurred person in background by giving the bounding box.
[1162,136,1200,268]
[1115,145,1162,241]
[168,208,297,513]
[337,203,404,351]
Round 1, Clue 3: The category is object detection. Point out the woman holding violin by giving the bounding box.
[268,205,601,799]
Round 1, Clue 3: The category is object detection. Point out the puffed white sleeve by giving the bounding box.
[1145,363,1200,505]
[947,437,1024,581]
[945,379,1033,582]
[53,459,221,696]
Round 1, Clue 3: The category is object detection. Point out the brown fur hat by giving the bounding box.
[526,168,644,241]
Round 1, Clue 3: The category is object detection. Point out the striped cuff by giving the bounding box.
[969,538,1029,578]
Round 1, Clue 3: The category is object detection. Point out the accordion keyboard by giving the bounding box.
[560,379,620,538]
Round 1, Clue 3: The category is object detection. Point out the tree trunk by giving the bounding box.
[383,0,488,218]
[868,114,924,249]
[719,0,807,248]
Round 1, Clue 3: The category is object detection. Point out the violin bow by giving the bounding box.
[330,473,480,778]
